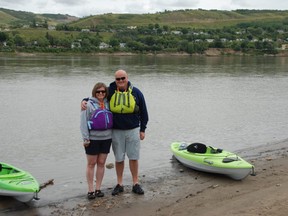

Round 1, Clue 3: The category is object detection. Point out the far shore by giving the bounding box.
[1,48,288,57]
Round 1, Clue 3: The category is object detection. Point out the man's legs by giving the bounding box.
[130,158,144,195]
[115,161,124,185]
[126,129,144,195]
[112,129,125,195]
[111,161,125,195]
[129,159,138,185]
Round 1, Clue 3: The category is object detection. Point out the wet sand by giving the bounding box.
[1,139,288,216]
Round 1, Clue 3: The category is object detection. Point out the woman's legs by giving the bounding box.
[95,153,108,190]
[86,154,97,192]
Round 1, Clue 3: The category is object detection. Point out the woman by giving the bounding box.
[80,82,113,199]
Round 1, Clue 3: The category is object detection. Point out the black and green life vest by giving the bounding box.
[109,86,139,114]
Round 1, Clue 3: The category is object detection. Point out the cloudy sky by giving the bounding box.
[1,0,287,17]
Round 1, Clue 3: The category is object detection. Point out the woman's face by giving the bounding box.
[95,87,106,100]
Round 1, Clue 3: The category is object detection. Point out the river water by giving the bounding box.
[0,55,288,205]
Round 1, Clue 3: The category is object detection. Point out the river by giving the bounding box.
[0,54,288,205]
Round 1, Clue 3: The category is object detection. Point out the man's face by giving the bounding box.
[115,72,128,90]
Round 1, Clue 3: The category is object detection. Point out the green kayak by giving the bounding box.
[0,162,40,202]
[171,142,255,180]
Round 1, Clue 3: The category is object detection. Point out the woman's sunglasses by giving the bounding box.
[96,90,106,94]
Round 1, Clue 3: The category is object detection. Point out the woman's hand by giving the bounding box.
[83,139,90,147]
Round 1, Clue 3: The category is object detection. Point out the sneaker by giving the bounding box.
[87,192,95,200]
[112,184,124,196]
[95,190,104,197]
[132,184,144,195]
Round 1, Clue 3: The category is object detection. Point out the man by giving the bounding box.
[82,69,149,195]
[109,69,148,195]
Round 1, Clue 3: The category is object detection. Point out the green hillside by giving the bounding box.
[0,10,18,25]
[1,8,288,56]
[0,7,78,27]
[1,8,288,29]
[68,9,288,29]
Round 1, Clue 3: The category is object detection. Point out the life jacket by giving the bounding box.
[88,100,113,130]
[187,143,207,153]
[109,86,139,114]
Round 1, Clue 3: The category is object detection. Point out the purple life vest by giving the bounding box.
[88,100,113,130]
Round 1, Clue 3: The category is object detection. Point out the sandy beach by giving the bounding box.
[1,139,288,216]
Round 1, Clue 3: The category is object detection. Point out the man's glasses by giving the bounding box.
[96,90,106,94]
[115,77,126,81]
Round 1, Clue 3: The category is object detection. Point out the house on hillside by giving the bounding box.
[99,42,110,49]
[120,43,126,48]
[71,42,81,49]
[171,31,182,35]
[206,39,214,43]
[127,26,137,29]
[48,26,56,30]
[281,44,288,50]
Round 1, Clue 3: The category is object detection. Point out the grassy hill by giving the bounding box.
[68,9,288,29]
[0,10,18,24]
[1,8,288,55]
[0,7,78,27]
[1,8,288,30]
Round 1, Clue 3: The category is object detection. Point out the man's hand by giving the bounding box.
[81,100,88,111]
[140,132,145,140]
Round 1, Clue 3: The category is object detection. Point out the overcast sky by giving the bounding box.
[1,0,287,17]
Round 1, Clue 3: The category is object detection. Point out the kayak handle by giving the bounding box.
[204,159,214,165]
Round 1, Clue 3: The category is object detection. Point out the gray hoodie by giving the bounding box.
[80,97,112,141]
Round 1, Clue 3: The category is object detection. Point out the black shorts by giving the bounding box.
[85,139,112,155]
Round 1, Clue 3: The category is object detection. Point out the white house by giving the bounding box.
[99,42,110,49]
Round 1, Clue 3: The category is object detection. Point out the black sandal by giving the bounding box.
[95,190,104,197]
[87,191,95,200]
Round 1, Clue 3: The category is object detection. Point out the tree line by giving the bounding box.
[1,19,288,55]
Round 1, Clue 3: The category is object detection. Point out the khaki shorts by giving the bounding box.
[112,128,140,162]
